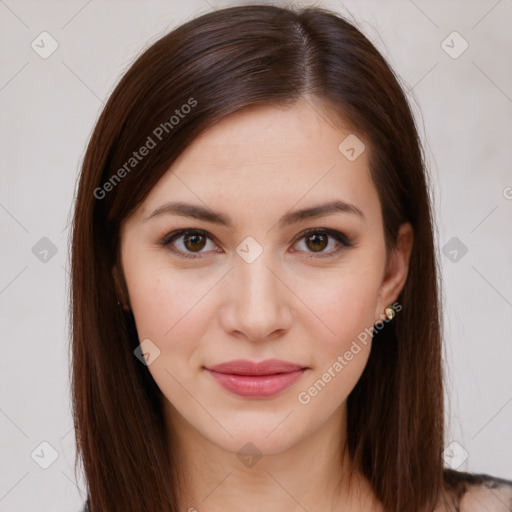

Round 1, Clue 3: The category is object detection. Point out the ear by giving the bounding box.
[112,264,131,312]
[374,222,413,322]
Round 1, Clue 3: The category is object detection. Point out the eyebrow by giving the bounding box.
[143,199,366,227]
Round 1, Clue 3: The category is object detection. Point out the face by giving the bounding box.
[118,97,412,456]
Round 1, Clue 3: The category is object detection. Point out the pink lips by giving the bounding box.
[204,359,307,399]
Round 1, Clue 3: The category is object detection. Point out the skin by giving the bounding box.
[117,96,414,511]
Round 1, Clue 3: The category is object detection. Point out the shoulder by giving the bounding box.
[439,469,512,512]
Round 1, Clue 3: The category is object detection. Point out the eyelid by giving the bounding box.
[159,227,355,260]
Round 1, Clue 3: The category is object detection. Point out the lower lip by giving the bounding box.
[206,368,306,398]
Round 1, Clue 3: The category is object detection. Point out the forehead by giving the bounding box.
[135,98,381,226]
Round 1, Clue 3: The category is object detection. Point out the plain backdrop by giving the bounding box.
[1,0,511,510]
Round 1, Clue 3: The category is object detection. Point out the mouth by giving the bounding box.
[203,359,308,399]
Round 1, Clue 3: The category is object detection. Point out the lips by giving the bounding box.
[204,359,308,398]
[206,359,305,375]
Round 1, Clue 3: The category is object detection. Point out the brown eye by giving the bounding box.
[304,232,328,252]
[293,228,354,257]
[183,233,207,252]
[161,229,216,259]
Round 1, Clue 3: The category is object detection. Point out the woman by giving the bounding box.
[70,4,512,511]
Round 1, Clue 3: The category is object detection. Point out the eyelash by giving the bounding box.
[158,227,355,260]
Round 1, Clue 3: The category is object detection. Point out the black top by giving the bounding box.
[441,469,512,511]
[81,469,512,511]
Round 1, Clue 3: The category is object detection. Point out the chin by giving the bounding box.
[215,428,304,458]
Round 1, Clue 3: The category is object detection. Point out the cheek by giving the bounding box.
[292,263,381,404]
[126,262,211,346]
[301,265,382,347]
[124,262,213,399]
[295,281,376,411]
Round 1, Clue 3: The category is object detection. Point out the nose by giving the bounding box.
[220,253,293,342]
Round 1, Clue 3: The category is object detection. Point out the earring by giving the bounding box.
[117,299,131,312]
[385,307,395,320]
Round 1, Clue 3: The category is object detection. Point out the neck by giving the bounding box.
[164,402,382,512]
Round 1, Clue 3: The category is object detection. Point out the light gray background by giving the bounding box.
[1,0,511,510]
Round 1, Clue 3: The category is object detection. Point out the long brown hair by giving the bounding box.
[70,4,445,511]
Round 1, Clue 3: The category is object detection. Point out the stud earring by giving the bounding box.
[117,299,131,312]
[385,307,395,320]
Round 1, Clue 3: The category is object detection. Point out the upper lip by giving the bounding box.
[205,359,307,376]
